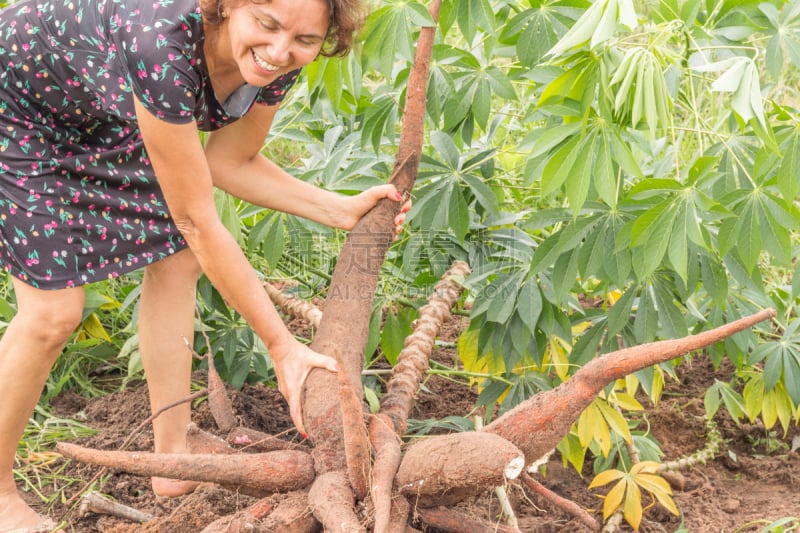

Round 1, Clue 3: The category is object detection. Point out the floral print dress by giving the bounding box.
[0,0,300,289]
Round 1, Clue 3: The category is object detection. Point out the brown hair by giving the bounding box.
[200,0,367,57]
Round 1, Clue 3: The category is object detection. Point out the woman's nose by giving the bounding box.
[267,35,292,65]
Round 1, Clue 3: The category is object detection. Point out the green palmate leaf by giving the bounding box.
[571,320,607,367]
[577,221,608,278]
[442,84,474,131]
[607,286,635,336]
[666,206,688,282]
[461,173,500,218]
[723,200,761,274]
[630,201,675,279]
[527,122,583,159]
[214,189,242,244]
[361,1,434,77]
[633,284,658,343]
[699,254,729,306]
[541,134,583,196]
[314,54,359,112]
[761,330,800,404]
[484,65,517,100]
[761,1,800,76]
[594,131,617,206]
[704,381,723,419]
[546,0,603,57]
[608,129,643,178]
[552,248,580,304]
[381,306,417,365]
[516,276,543,334]
[506,4,569,67]
[470,77,493,129]
[692,56,767,128]
[548,0,635,57]
[777,128,800,201]
[455,0,496,44]
[757,199,792,266]
[538,60,587,109]
[361,93,398,153]
[565,132,597,215]
[719,380,747,421]
[653,282,687,338]
[366,304,383,361]
[247,211,285,271]
[448,183,470,243]
[486,272,525,324]
[430,131,461,169]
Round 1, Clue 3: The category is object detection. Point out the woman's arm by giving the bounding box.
[204,103,405,231]
[133,96,335,435]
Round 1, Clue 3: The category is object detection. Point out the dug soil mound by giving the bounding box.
[25,315,800,531]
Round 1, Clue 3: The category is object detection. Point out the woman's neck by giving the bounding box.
[202,21,246,103]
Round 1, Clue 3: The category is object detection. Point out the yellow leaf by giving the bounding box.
[762,387,778,429]
[577,402,611,454]
[625,374,640,397]
[633,472,671,494]
[631,461,661,475]
[623,482,643,530]
[589,468,625,488]
[611,392,644,412]
[607,288,622,306]
[571,320,592,335]
[742,375,765,422]
[649,365,665,405]
[602,479,627,520]
[636,474,680,516]
[557,433,587,474]
[774,382,794,435]
[98,294,121,311]
[80,313,111,342]
[549,335,572,380]
[597,398,632,443]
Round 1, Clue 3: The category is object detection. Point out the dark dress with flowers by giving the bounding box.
[0,0,300,289]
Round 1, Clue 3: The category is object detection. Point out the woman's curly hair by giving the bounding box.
[201,0,367,57]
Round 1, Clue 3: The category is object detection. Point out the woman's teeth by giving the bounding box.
[253,51,279,71]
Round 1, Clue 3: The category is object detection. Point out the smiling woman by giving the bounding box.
[0,0,408,529]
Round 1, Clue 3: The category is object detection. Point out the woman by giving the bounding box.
[0,0,406,529]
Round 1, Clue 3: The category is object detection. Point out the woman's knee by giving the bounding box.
[144,249,202,285]
[12,281,85,346]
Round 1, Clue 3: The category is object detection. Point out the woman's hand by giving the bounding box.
[269,337,338,437]
[336,184,412,235]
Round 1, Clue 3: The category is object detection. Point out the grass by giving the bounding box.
[15,405,97,510]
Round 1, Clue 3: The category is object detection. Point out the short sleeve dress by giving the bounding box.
[0,0,301,289]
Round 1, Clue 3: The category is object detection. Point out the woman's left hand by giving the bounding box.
[269,337,339,438]
[338,184,412,235]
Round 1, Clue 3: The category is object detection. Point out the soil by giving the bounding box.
[25,314,800,532]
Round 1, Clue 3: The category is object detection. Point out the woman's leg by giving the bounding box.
[0,280,84,531]
[138,248,203,497]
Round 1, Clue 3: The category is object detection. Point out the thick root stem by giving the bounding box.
[397,432,524,507]
[307,471,363,532]
[57,442,314,495]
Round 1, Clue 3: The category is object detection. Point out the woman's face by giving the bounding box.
[225,0,330,85]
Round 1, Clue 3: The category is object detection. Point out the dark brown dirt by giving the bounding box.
[27,314,800,532]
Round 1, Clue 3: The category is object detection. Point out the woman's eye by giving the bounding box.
[258,19,277,31]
